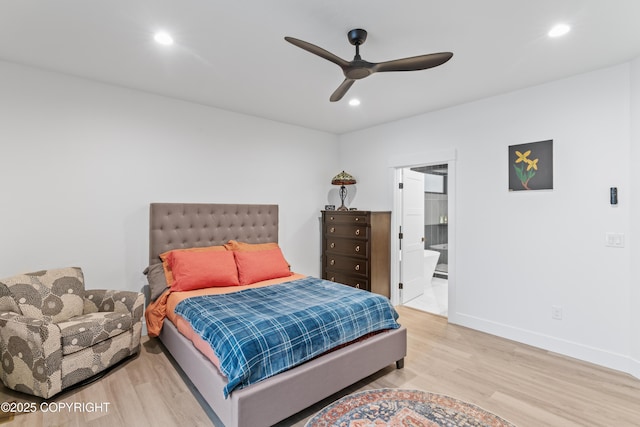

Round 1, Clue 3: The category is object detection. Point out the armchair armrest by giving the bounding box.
[0,311,63,398]
[84,290,144,321]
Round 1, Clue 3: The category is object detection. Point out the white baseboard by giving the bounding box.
[451,312,639,379]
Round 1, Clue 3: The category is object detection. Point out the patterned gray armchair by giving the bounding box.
[0,267,143,398]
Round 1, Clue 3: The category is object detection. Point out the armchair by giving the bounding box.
[0,267,143,398]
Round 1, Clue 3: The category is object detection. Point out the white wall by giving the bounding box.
[0,60,338,297]
[338,62,637,376]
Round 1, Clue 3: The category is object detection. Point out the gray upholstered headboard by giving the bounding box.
[148,203,279,265]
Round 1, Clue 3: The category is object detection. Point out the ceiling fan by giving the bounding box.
[284,28,453,102]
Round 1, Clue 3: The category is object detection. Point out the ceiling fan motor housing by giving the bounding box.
[348,29,368,46]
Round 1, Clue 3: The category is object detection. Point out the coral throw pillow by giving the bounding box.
[234,247,292,286]
[170,250,240,291]
[160,245,227,286]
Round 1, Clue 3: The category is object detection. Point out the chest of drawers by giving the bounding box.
[321,210,391,297]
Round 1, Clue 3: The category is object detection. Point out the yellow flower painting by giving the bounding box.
[509,140,553,191]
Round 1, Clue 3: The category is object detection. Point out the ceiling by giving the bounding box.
[2,1,640,135]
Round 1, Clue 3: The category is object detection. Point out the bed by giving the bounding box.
[145,203,407,427]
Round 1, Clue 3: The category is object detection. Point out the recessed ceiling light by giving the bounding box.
[548,23,571,38]
[349,99,361,107]
[154,31,174,46]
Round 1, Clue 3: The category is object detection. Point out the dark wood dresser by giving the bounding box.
[321,210,391,298]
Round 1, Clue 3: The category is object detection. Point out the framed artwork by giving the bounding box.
[508,139,553,191]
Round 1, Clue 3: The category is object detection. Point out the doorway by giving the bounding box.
[402,164,449,316]
[391,151,455,320]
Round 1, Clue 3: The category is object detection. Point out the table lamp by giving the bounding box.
[331,171,357,211]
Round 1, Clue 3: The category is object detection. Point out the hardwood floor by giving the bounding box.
[1,306,639,426]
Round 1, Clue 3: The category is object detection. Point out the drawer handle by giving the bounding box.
[330,276,335,281]
[330,216,335,220]
[355,217,359,222]
[330,242,335,248]
[330,259,335,266]
[330,227,335,233]
[355,245,360,252]
[355,229,360,236]
[355,283,360,289]
[354,264,360,271]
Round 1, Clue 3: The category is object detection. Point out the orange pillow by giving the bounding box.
[160,245,227,286]
[224,240,280,252]
[170,250,240,291]
[234,247,292,286]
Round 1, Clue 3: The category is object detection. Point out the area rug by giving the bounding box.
[305,388,515,427]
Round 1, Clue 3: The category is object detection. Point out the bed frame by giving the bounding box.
[149,203,407,427]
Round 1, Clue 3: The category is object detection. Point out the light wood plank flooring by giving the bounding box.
[1,306,639,426]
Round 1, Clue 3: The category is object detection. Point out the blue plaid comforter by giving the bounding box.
[174,277,400,397]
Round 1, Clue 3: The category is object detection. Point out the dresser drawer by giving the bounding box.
[324,223,369,239]
[324,256,368,276]
[324,212,369,225]
[324,238,368,258]
[323,272,369,291]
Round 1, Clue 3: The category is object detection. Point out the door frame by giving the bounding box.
[389,148,457,323]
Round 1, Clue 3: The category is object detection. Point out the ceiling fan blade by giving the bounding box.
[285,36,350,69]
[330,79,355,102]
[373,52,453,73]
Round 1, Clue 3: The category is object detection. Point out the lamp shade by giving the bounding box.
[331,171,356,186]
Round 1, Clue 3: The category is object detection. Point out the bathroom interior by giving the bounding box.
[404,164,449,316]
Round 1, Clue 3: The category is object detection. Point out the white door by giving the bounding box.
[400,168,425,303]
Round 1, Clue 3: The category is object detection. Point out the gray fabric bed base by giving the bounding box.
[159,319,407,427]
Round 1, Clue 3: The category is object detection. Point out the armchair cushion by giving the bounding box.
[0,267,84,323]
[57,311,133,355]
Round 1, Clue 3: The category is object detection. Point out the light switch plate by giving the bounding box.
[605,233,625,248]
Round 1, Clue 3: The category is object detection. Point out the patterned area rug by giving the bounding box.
[305,389,516,427]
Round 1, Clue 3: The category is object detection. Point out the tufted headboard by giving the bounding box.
[148,203,279,265]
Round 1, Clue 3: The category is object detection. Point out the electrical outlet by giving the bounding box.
[551,305,563,320]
